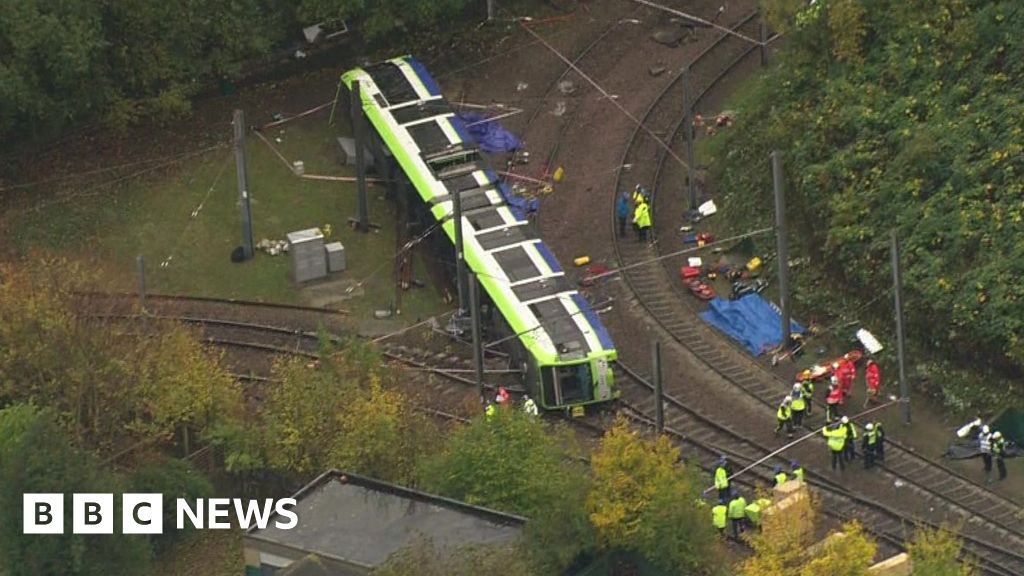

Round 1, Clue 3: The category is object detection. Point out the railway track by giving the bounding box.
[613,361,1024,575]
[607,8,1024,575]
[93,295,1017,567]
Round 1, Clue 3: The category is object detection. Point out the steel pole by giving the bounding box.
[470,278,484,400]
[653,341,664,434]
[891,230,911,424]
[352,80,369,232]
[771,151,791,346]
[137,255,147,314]
[683,67,697,210]
[233,109,254,259]
[453,191,469,315]
[486,0,495,21]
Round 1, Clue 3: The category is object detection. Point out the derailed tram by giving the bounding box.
[340,56,617,411]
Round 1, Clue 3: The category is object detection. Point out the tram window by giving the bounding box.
[541,367,556,406]
[557,363,592,402]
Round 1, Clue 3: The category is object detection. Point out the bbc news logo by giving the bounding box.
[23,494,297,534]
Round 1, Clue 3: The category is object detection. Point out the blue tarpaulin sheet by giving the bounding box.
[454,113,522,153]
[699,295,805,356]
[497,181,538,221]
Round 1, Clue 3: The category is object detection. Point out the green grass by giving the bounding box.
[7,114,447,321]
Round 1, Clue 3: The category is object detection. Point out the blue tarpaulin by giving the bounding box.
[454,113,522,153]
[699,295,805,356]
[497,181,538,221]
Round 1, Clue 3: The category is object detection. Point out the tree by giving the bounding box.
[740,490,818,576]
[297,0,475,40]
[740,491,876,576]
[586,419,719,574]
[262,341,436,484]
[417,409,593,574]
[798,522,876,576]
[372,536,533,576]
[0,404,151,576]
[908,526,978,576]
[128,456,215,552]
[0,260,245,455]
[828,0,869,63]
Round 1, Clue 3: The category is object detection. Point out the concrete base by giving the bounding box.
[868,553,913,576]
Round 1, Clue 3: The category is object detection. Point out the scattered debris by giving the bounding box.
[698,199,718,216]
[552,101,567,116]
[257,238,290,256]
[516,81,529,92]
[620,18,641,24]
[558,79,576,94]
[649,66,667,77]
[374,309,393,319]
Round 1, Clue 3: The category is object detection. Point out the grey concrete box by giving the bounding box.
[336,137,376,167]
[287,228,327,283]
[325,242,346,272]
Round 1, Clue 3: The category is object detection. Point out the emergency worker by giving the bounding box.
[862,422,880,469]
[714,456,731,501]
[728,491,748,540]
[822,419,848,472]
[776,396,793,438]
[790,383,807,429]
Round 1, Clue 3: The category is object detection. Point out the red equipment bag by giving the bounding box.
[681,266,701,280]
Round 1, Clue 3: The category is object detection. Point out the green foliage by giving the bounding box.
[372,537,533,576]
[417,409,593,574]
[297,0,475,40]
[263,342,436,484]
[0,0,488,143]
[798,523,876,576]
[717,0,1024,407]
[586,419,718,574]
[129,457,215,551]
[0,404,152,575]
[908,525,977,576]
[0,260,245,453]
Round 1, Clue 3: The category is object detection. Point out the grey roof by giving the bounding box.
[277,554,336,576]
[247,470,525,569]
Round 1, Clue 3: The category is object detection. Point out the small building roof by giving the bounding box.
[245,470,525,571]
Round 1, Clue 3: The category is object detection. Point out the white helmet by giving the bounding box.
[793,383,802,392]
[841,416,849,424]
[982,425,991,434]
[865,423,874,431]
[992,431,1002,439]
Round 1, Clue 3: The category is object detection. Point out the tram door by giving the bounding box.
[541,363,594,407]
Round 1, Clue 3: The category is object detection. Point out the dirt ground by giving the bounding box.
[450,0,1021,533]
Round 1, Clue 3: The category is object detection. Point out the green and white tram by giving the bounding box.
[341,56,617,411]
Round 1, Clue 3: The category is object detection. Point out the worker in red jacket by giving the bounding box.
[863,360,881,408]
[826,377,844,424]
[836,359,856,400]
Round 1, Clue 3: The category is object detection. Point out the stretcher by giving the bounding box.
[796,350,864,382]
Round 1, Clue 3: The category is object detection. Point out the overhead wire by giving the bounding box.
[345,221,444,294]
[23,143,228,213]
[517,21,695,172]
[628,0,764,46]
[0,143,227,193]
[159,150,235,268]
